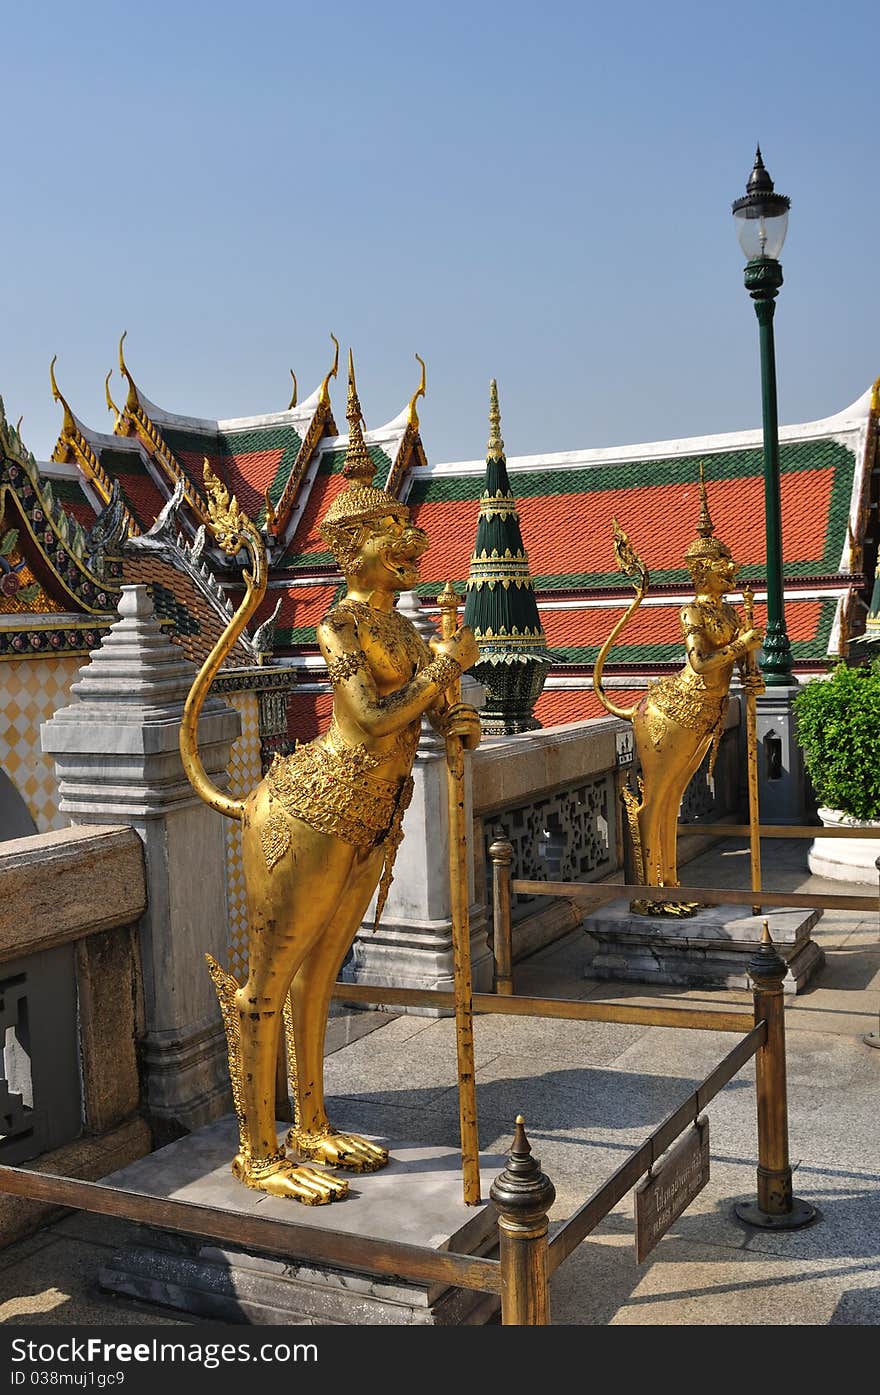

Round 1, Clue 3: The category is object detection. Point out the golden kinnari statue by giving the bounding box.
[594,466,764,914]
[180,352,479,1202]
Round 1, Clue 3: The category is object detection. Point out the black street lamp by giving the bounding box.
[733,147,794,687]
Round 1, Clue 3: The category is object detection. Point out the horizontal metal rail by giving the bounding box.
[0,1166,501,1295]
[547,1020,767,1272]
[333,982,754,1033]
[511,879,879,913]
[676,822,880,840]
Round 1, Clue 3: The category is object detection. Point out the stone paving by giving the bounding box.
[0,838,877,1326]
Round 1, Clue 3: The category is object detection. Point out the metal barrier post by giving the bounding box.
[489,833,514,995]
[735,921,817,1230]
[490,1116,555,1325]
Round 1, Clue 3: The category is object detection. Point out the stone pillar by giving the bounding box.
[41,585,240,1137]
[341,591,493,1007]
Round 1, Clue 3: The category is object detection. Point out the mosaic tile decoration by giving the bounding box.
[0,656,83,831]
[224,689,263,980]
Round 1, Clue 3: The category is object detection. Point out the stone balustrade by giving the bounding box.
[471,701,742,963]
[0,823,151,1247]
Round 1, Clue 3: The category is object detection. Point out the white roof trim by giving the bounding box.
[425,386,874,479]
[525,587,850,611]
[37,458,82,480]
[315,420,409,454]
[135,391,320,436]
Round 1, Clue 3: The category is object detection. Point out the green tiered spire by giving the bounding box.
[463,379,551,734]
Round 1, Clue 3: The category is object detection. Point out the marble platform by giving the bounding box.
[582,899,824,993]
[97,1116,503,1325]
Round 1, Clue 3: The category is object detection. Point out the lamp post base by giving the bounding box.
[734,1197,818,1230]
[740,684,807,823]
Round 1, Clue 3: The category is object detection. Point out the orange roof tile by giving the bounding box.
[534,687,646,726]
[540,598,824,650]
[173,445,286,524]
[411,468,838,592]
[288,472,347,558]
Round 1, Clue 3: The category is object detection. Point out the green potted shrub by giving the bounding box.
[793,659,880,882]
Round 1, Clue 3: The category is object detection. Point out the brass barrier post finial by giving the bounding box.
[490,1115,555,1325]
[489,830,514,995]
[734,921,818,1231]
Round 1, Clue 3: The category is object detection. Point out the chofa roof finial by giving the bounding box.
[407,353,426,428]
[318,332,340,407]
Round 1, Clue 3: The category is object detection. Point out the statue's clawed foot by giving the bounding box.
[232,1151,349,1204]
[656,898,702,918]
[630,895,702,918]
[287,1127,389,1173]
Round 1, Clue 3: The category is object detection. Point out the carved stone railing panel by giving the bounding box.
[485,771,617,914]
[679,728,739,824]
[0,945,81,1165]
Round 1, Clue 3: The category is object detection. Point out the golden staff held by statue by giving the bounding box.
[180,350,480,1203]
[593,464,764,915]
[438,580,481,1205]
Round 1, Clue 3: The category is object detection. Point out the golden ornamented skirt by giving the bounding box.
[262,742,414,927]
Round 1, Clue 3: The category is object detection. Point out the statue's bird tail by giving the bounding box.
[592,520,650,721]
[179,461,269,822]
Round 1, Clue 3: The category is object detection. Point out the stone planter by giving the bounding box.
[807,806,880,884]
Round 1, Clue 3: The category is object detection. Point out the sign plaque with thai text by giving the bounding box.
[634,1116,710,1263]
[615,728,634,767]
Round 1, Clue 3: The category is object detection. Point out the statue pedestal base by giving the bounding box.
[98,1116,502,1325]
[583,899,824,994]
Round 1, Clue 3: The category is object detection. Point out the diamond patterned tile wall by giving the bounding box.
[0,656,82,832]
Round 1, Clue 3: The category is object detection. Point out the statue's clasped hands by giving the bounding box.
[736,624,766,696]
[739,625,764,652]
[430,623,480,672]
[430,624,482,750]
[436,702,481,750]
[733,625,764,658]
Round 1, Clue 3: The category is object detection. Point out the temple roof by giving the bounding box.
[406,388,874,679]
[9,347,878,735]
[407,396,871,592]
[271,383,877,743]
[277,426,414,568]
[0,401,122,659]
[120,540,256,670]
[31,340,427,673]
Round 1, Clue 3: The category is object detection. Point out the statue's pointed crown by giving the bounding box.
[684,463,732,564]
[319,350,407,531]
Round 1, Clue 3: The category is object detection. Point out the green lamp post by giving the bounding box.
[733,147,794,686]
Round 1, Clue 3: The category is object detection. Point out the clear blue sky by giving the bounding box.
[2,1,877,466]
